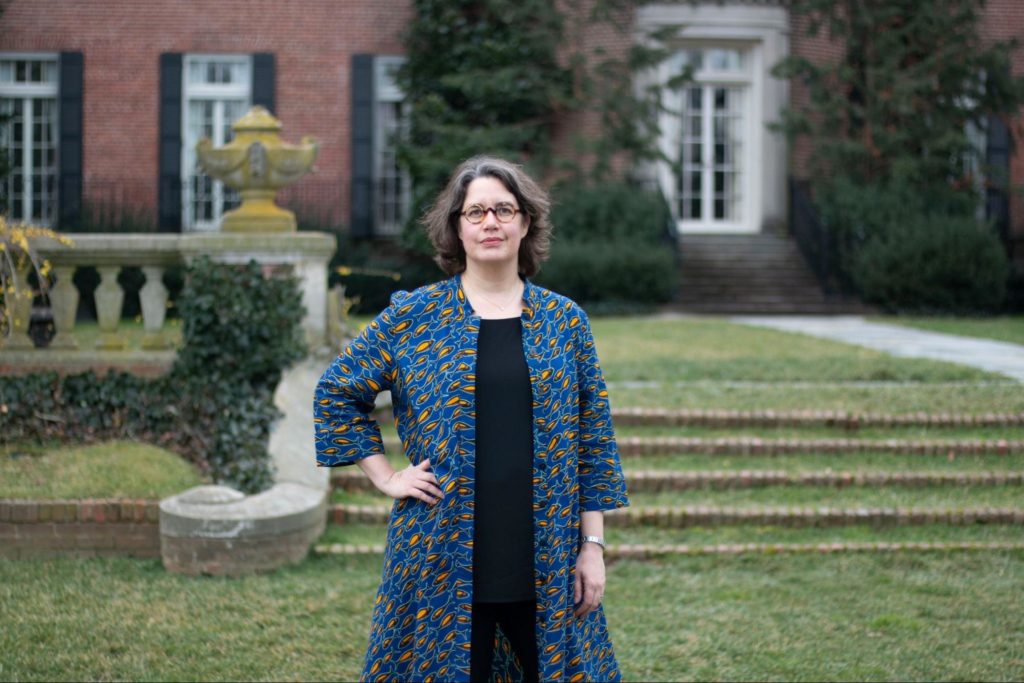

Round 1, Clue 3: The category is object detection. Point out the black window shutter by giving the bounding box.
[986,114,1011,247]
[252,53,275,114]
[58,52,83,230]
[350,54,375,238]
[158,53,183,232]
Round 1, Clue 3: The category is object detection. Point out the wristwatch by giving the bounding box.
[581,535,606,551]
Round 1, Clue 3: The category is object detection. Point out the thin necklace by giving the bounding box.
[464,278,522,312]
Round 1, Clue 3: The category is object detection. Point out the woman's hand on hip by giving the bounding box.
[573,543,606,618]
[377,459,443,505]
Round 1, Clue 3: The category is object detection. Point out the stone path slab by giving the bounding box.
[732,316,1024,382]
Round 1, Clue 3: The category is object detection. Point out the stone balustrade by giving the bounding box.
[1,231,336,375]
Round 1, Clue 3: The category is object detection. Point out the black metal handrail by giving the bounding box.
[788,177,856,299]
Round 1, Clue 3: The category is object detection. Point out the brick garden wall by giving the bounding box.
[0,499,161,559]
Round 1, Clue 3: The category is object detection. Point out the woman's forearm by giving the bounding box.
[356,453,397,490]
[580,510,604,540]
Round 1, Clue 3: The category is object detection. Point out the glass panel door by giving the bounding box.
[677,83,745,228]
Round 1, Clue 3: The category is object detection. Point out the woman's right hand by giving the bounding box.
[376,459,443,505]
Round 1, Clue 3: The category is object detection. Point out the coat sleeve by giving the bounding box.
[575,310,630,511]
[313,300,400,467]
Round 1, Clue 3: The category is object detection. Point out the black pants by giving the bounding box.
[470,600,539,682]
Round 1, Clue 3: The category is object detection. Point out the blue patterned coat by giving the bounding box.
[314,275,630,682]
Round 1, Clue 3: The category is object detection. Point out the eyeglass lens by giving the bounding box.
[463,205,517,223]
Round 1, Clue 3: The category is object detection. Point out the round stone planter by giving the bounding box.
[159,482,327,576]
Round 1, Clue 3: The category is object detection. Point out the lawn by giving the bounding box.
[874,315,1024,346]
[0,441,203,499]
[1,551,1021,682]
[589,317,998,382]
[3,314,1023,682]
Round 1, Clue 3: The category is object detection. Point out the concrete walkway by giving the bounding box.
[268,355,331,490]
[732,315,1024,382]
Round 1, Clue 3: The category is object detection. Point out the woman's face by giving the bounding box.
[458,176,529,272]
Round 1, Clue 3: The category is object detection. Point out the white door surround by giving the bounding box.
[636,3,789,235]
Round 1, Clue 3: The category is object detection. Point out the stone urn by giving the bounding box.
[196,106,318,233]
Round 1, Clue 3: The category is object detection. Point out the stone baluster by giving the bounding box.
[94,265,127,350]
[139,266,169,350]
[3,261,35,350]
[48,265,80,350]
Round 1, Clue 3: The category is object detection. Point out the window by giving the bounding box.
[671,47,750,230]
[373,57,410,237]
[0,55,59,225]
[181,54,251,231]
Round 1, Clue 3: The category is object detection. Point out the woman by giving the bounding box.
[314,156,629,682]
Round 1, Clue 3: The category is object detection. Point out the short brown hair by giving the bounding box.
[422,156,552,277]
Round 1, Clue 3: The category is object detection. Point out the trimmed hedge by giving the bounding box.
[816,177,1010,313]
[851,214,1009,313]
[0,258,306,494]
[537,240,675,310]
[537,182,677,307]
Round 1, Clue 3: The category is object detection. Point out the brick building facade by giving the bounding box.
[1,0,1021,263]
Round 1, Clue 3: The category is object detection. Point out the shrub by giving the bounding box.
[851,213,1009,313]
[537,182,677,308]
[537,239,675,308]
[0,258,306,494]
[174,258,306,393]
[550,181,673,245]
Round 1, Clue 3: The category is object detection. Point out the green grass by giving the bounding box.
[619,452,1024,473]
[874,315,1024,346]
[320,521,1024,549]
[614,424,1024,439]
[330,483,1024,510]
[0,441,204,499]
[2,552,1021,681]
[606,381,1024,414]
[589,317,999,382]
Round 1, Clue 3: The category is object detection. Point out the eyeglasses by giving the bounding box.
[459,204,522,224]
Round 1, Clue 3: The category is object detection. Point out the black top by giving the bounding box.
[472,317,536,603]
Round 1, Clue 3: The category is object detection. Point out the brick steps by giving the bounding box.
[372,407,1024,430]
[379,436,1024,456]
[331,469,1024,494]
[611,407,1024,430]
[313,541,1024,558]
[327,503,1024,528]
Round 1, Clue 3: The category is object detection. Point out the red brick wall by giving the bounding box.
[0,0,413,227]
[549,0,634,182]
[979,0,1024,255]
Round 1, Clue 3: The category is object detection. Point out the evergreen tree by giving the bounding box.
[397,0,571,234]
[775,0,1024,193]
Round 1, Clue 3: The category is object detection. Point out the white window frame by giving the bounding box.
[663,45,755,232]
[0,52,60,226]
[181,54,251,232]
[373,55,410,237]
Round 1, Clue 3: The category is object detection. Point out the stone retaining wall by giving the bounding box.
[0,499,160,559]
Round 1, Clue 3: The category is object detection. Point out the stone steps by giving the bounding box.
[379,436,1024,456]
[670,233,866,314]
[331,469,1024,494]
[327,503,1024,528]
[314,540,1024,558]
